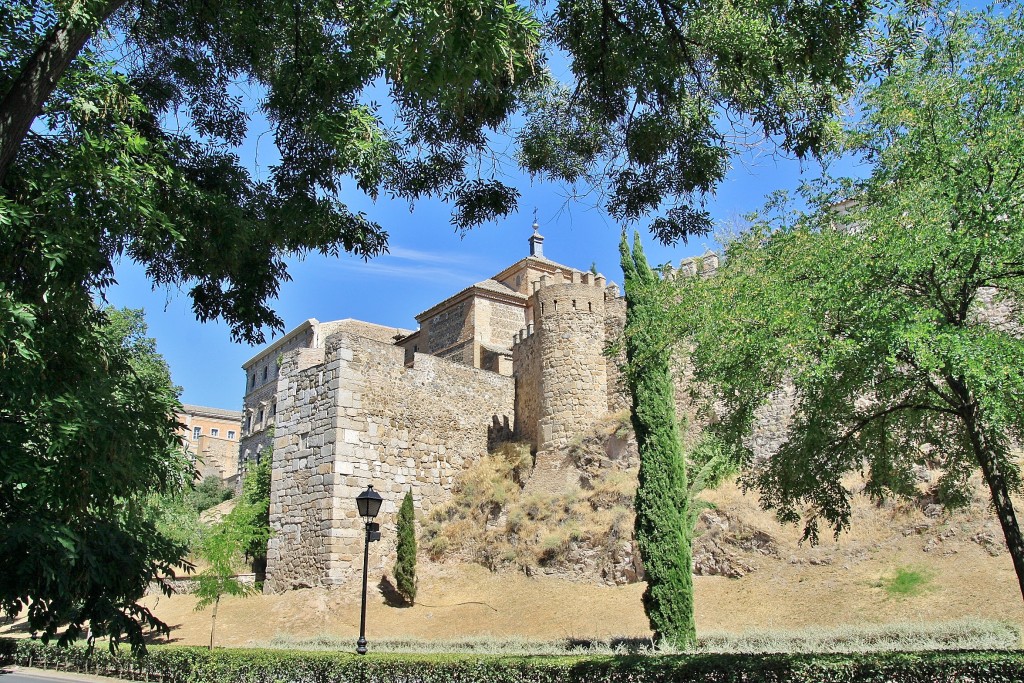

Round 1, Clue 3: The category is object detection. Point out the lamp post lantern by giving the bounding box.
[355,484,383,655]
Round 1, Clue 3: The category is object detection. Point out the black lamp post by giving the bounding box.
[355,484,383,655]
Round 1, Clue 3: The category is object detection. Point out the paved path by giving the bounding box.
[1,667,122,683]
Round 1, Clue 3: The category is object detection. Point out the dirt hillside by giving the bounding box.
[131,476,1024,648]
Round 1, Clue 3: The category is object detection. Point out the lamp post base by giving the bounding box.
[356,636,368,655]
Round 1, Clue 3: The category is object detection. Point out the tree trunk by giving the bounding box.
[963,404,1024,602]
[209,594,219,650]
[0,0,127,187]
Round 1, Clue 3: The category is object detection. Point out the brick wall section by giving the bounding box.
[603,291,629,415]
[194,436,238,480]
[264,347,332,591]
[424,300,472,358]
[478,298,527,349]
[265,332,514,592]
[240,327,316,468]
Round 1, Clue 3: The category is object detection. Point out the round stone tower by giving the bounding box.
[532,271,608,451]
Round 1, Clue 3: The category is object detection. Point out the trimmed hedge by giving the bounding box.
[2,637,1024,682]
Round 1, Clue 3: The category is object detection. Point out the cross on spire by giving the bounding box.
[528,210,544,257]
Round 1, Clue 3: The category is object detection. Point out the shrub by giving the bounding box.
[4,638,1024,682]
[394,490,417,604]
[188,476,234,513]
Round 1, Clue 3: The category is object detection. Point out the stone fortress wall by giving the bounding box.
[240,319,412,476]
[260,243,798,591]
[513,272,609,453]
[265,331,513,592]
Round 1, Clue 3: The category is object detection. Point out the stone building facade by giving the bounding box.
[239,318,412,475]
[264,332,514,591]
[254,229,738,591]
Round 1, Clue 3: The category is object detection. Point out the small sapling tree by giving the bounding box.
[194,495,270,649]
[394,490,417,605]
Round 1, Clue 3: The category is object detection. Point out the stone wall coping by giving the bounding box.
[242,318,319,369]
[180,404,243,420]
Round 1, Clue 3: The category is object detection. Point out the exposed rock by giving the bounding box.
[601,541,644,585]
[972,531,1006,557]
[692,509,778,577]
[693,540,754,578]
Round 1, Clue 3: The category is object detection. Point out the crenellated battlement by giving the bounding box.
[662,252,719,279]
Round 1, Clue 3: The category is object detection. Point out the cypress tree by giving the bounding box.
[394,490,417,604]
[620,231,696,648]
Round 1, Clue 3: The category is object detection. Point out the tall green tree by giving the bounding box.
[394,490,417,605]
[672,2,1024,601]
[0,307,191,650]
[620,231,694,648]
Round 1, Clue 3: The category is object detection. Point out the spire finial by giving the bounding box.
[528,209,544,257]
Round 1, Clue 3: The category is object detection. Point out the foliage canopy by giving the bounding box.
[0,308,190,650]
[670,2,1024,599]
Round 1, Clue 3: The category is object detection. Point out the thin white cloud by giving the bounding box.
[384,246,483,267]
[318,244,501,286]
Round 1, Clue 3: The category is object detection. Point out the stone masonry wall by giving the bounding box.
[477,298,527,349]
[603,291,628,415]
[264,346,333,591]
[265,331,514,592]
[240,327,316,468]
[535,279,608,452]
[425,300,472,360]
[512,325,541,450]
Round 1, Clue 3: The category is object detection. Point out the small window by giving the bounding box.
[211,428,219,437]
[192,426,201,440]
[227,430,236,440]
[244,415,251,431]
[258,409,264,423]
[262,366,268,382]
[271,402,277,416]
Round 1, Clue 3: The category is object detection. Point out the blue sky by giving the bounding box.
[105,145,824,412]
[102,25,856,412]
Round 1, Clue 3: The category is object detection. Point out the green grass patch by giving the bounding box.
[877,566,932,597]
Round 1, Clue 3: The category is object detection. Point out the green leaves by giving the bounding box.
[520,0,872,243]
[0,306,191,652]
[669,1,1024,592]
[621,231,695,648]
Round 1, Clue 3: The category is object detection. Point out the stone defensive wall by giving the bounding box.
[264,331,513,592]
